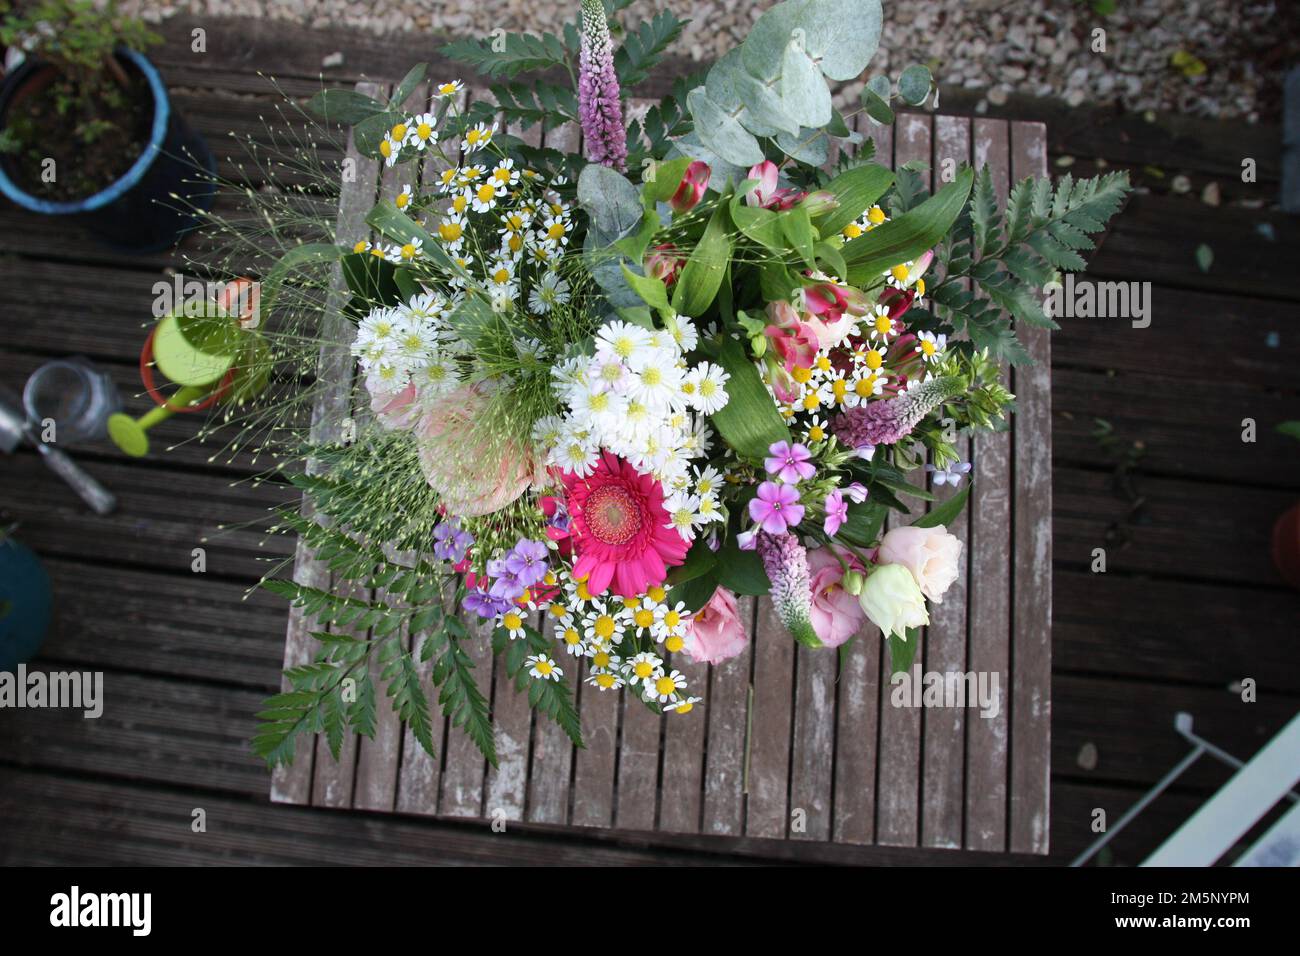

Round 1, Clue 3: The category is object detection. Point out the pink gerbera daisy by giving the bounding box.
[562,452,689,597]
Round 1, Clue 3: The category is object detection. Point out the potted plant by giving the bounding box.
[0,0,216,251]
[0,519,52,672]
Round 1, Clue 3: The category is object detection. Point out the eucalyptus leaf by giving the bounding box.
[774,126,829,166]
[670,132,746,187]
[779,39,832,129]
[577,164,643,241]
[743,0,883,83]
[307,89,387,125]
[687,87,765,168]
[897,63,933,106]
[860,75,895,126]
[706,49,797,138]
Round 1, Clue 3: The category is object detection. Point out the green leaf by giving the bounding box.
[687,87,765,167]
[971,165,1000,256]
[817,162,895,236]
[716,541,770,596]
[729,184,787,250]
[442,32,570,78]
[886,628,918,676]
[614,10,685,87]
[844,166,974,284]
[671,568,722,615]
[261,242,348,315]
[836,499,888,547]
[365,200,462,278]
[671,201,733,317]
[643,156,692,204]
[577,164,643,240]
[621,264,672,315]
[389,63,428,109]
[708,337,791,459]
[912,483,972,529]
[781,204,816,270]
[897,64,932,106]
[307,88,387,125]
[666,537,719,586]
[860,75,894,126]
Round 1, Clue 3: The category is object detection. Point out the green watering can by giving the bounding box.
[108,279,270,458]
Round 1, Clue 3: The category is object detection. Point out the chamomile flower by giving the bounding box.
[435,166,461,194]
[586,668,625,691]
[526,654,562,681]
[461,121,496,153]
[696,493,724,525]
[867,304,897,343]
[556,620,586,656]
[693,465,723,499]
[624,651,664,687]
[394,184,414,211]
[803,415,830,444]
[379,136,401,167]
[645,668,687,703]
[583,603,625,646]
[489,159,519,189]
[653,601,689,645]
[500,608,529,641]
[915,330,947,363]
[397,238,423,261]
[437,213,467,248]
[628,599,660,638]
[406,114,438,150]
[537,213,572,249]
[435,79,464,99]
[528,270,571,314]
[665,695,702,714]
[352,239,372,255]
[469,179,502,213]
[486,256,516,291]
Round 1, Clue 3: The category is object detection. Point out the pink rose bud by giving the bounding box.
[670,160,711,212]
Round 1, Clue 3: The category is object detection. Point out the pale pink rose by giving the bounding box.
[877,524,962,603]
[684,586,749,665]
[806,546,867,647]
[369,377,421,430]
[415,382,546,517]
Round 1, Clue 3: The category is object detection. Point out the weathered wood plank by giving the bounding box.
[921,112,974,851]
[745,596,795,838]
[965,117,1012,852]
[1009,121,1053,855]
[701,597,755,836]
[789,644,837,840]
[658,647,708,833]
[874,111,932,847]
[437,615,493,817]
[615,685,661,831]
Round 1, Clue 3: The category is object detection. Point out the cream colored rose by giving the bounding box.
[877,524,962,603]
[858,563,929,641]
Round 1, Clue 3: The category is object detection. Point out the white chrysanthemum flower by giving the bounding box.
[688,362,730,414]
[643,668,686,704]
[461,121,496,153]
[664,491,702,541]
[526,653,562,681]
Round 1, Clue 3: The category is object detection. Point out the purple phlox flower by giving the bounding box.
[756,531,819,647]
[546,502,571,534]
[578,0,627,171]
[844,482,869,504]
[736,528,758,551]
[486,555,525,601]
[433,517,474,563]
[463,588,509,619]
[824,489,849,537]
[505,538,550,587]
[764,440,816,484]
[749,481,805,535]
[926,461,973,487]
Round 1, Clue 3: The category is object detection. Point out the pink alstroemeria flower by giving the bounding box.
[645,243,685,285]
[764,300,820,372]
[745,160,805,210]
[802,281,871,349]
[670,160,711,212]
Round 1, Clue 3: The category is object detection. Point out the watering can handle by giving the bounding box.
[36,443,117,515]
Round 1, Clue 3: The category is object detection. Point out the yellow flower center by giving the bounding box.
[809,425,825,441]
[634,609,655,628]
[477,183,496,203]
[395,193,410,209]
[417,123,432,141]
[916,278,926,296]
[891,264,910,282]
[634,661,654,679]
[922,340,936,356]
[791,366,812,383]
[439,221,463,243]
[594,615,616,639]
[576,581,593,601]
[596,673,616,688]
[647,586,667,602]
[592,651,611,668]
[867,206,886,224]
[379,139,392,158]
[664,635,684,653]
[655,676,677,696]
[842,223,863,239]
[802,392,820,410]
[874,314,892,334]
[352,240,368,253]
[391,123,408,141]
[866,350,883,370]
[503,612,522,630]
[548,602,567,618]
[855,376,877,397]
[547,222,566,241]
[452,194,468,214]
[536,660,553,675]
[674,699,694,714]
[563,628,581,645]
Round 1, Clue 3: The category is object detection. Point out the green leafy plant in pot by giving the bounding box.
[0,0,216,251]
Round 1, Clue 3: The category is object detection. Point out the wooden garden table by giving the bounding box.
[271,82,1053,855]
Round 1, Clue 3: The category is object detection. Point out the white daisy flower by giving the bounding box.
[526,654,562,681]
[435,80,464,99]
[499,608,529,641]
[623,651,664,688]
[644,668,687,704]
[528,270,570,314]
[664,491,702,541]
[405,113,438,150]
[461,121,496,153]
[688,362,730,414]
[665,695,702,714]
[585,668,625,691]
[915,330,947,363]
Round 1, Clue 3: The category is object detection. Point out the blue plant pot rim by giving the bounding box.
[0,47,169,215]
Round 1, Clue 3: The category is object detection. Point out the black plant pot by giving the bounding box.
[0,48,216,252]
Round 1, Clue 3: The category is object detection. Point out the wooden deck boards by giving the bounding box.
[1,24,1297,866]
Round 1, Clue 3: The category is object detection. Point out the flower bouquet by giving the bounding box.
[203,0,1129,768]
